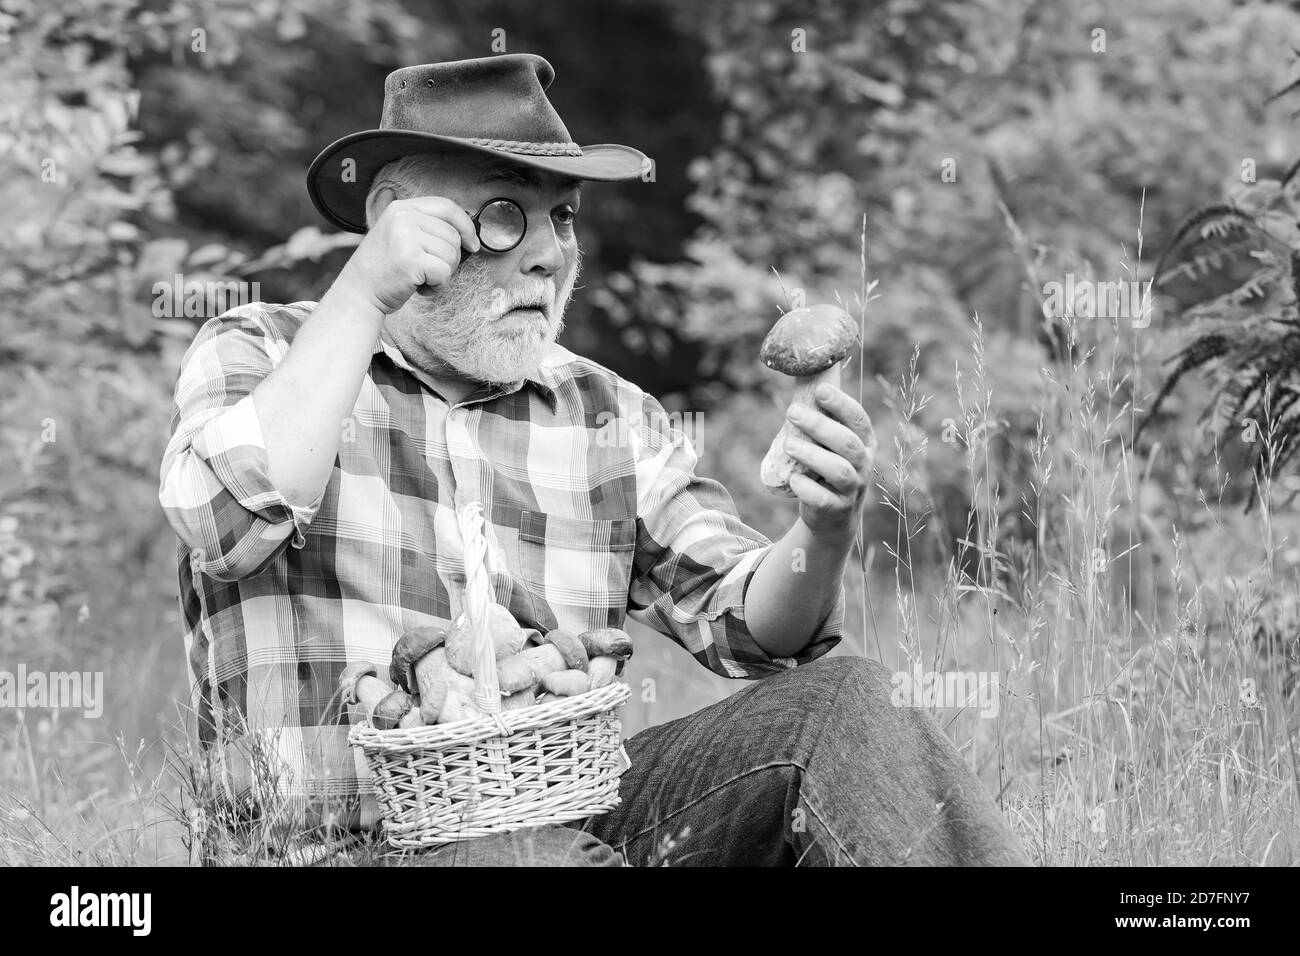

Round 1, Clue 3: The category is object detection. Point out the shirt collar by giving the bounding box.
[373,327,559,412]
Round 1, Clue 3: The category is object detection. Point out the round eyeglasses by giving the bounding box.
[467,197,528,253]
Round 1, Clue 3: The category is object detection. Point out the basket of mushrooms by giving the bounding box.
[345,501,632,849]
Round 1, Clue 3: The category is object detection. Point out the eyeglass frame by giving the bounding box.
[465,196,529,254]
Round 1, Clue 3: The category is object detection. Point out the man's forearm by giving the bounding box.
[743,518,852,658]
[253,266,386,507]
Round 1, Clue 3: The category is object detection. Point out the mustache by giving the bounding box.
[490,279,557,319]
[406,246,582,328]
[485,247,583,320]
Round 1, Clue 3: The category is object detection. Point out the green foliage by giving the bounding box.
[1141,161,1300,502]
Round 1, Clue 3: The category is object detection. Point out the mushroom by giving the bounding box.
[500,687,537,711]
[445,605,528,675]
[390,625,453,722]
[586,658,619,689]
[540,628,588,671]
[419,648,480,725]
[493,638,576,700]
[578,627,634,690]
[497,653,543,695]
[437,667,485,723]
[373,689,414,730]
[540,669,591,696]
[339,662,392,719]
[757,304,859,497]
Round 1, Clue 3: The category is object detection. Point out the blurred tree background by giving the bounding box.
[5,0,1300,862]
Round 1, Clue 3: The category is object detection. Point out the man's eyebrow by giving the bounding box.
[475,161,582,195]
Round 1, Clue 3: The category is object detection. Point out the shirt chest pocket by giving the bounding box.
[515,509,638,634]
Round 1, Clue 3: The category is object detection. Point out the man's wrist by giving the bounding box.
[325,263,388,327]
[799,514,857,554]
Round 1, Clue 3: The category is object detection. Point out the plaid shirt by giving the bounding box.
[159,301,845,827]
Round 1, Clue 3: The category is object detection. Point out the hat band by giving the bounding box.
[458,136,584,157]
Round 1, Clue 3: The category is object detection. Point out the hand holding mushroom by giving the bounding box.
[759,304,876,536]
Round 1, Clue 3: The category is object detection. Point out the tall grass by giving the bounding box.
[3,214,1298,866]
[852,210,1300,865]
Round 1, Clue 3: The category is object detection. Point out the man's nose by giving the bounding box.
[517,214,565,276]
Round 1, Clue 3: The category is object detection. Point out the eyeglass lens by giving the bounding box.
[476,199,526,252]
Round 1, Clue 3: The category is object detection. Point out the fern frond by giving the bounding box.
[1135,333,1233,443]
[1153,203,1257,280]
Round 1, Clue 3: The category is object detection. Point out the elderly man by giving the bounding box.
[159,53,1030,866]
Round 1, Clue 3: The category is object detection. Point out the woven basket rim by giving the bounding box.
[348,681,629,751]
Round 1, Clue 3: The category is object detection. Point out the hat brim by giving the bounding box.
[307,130,647,233]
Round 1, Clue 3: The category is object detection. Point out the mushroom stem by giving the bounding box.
[355,676,391,716]
[413,647,452,723]
[541,669,591,696]
[438,678,483,723]
[417,653,478,724]
[760,361,841,497]
[586,656,618,690]
[340,662,394,721]
[500,687,537,710]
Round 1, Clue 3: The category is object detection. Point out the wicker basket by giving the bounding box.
[348,501,631,849]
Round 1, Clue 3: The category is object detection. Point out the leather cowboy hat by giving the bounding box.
[307,53,647,233]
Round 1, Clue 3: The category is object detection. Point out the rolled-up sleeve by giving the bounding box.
[158,307,324,582]
[625,390,843,678]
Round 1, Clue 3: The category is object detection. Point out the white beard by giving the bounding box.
[392,252,581,386]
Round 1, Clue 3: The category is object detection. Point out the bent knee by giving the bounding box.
[786,655,894,700]
[786,656,922,725]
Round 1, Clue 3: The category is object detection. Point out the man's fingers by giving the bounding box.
[416,232,462,270]
[413,215,464,251]
[784,433,861,495]
[788,471,850,513]
[399,196,481,251]
[813,386,876,448]
[415,253,453,289]
[786,404,871,470]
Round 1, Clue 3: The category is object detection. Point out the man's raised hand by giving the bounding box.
[339,195,482,315]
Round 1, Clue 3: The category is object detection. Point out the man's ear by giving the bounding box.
[366,184,398,230]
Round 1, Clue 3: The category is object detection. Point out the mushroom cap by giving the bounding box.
[389,624,449,690]
[519,642,567,673]
[339,661,378,705]
[759,304,858,377]
[446,606,528,675]
[372,689,414,730]
[542,628,589,670]
[497,653,543,694]
[577,627,634,661]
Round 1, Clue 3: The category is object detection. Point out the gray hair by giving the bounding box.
[364,153,451,229]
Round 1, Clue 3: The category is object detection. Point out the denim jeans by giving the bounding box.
[369,656,1031,867]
